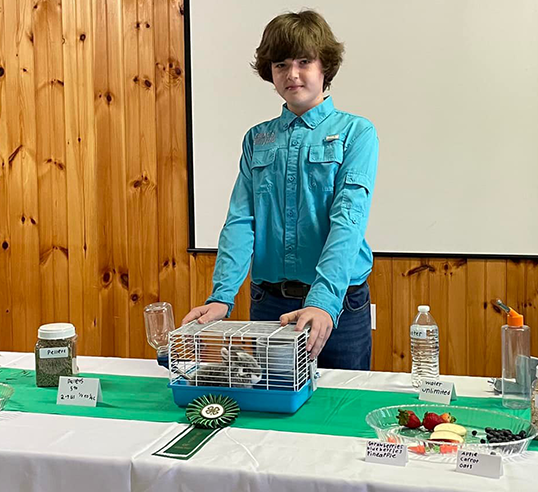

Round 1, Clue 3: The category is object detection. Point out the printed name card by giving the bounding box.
[365,440,408,466]
[456,450,503,479]
[57,376,103,407]
[419,379,457,404]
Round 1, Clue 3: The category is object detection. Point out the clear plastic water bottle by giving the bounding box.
[410,305,439,387]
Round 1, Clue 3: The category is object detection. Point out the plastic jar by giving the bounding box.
[35,323,78,387]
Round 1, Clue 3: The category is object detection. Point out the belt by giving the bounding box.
[259,280,362,300]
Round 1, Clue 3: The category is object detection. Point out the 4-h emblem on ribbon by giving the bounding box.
[186,394,240,429]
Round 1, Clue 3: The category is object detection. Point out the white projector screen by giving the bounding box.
[186,0,538,255]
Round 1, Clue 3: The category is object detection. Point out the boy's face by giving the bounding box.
[271,58,325,116]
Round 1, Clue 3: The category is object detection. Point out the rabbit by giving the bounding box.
[184,345,262,388]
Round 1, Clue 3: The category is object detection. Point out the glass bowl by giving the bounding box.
[0,383,14,410]
[366,404,537,461]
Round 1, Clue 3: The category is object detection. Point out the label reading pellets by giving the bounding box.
[39,347,69,359]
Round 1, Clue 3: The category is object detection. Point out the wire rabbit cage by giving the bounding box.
[168,320,317,413]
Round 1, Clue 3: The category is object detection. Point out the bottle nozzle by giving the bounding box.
[496,299,524,327]
[495,299,510,314]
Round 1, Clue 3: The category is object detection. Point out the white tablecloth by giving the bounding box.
[0,352,535,492]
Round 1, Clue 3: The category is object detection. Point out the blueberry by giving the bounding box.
[485,427,493,433]
[519,430,527,438]
[472,430,478,436]
[480,439,486,444]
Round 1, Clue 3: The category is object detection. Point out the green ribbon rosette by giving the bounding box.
[186,394,240,429]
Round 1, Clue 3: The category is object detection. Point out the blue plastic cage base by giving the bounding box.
[169,378,314,414]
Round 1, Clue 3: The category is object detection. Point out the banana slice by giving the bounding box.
[433,423,467,436]
[429,431,464,443]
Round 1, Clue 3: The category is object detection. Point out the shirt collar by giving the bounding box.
[280,96,335,130]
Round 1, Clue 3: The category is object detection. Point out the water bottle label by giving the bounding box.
[410,326,428,340]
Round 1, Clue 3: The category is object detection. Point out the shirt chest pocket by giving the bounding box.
[251,147,277,194]
[307,141,343,192]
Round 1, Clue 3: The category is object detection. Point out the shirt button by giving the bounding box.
[287,210,294,217]
[292,140,299,146]
[287,245,293,251]
[287,176,295,182]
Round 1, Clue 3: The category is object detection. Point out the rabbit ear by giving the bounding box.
[230,345,243,362]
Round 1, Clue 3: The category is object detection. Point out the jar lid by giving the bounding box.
[38,323,76,340]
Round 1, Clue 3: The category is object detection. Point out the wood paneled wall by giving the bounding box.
[0,1,537,376]
[0,0,189,358]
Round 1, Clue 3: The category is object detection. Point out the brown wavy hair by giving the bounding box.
[252,10,344,91]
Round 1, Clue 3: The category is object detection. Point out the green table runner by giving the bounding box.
[1,367,536,451]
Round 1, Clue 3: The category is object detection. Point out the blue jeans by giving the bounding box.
[250,282,372,370]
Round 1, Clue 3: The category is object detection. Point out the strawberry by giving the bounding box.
[422,412,445,431]
[440,412,456,423]
[397,409,421,429]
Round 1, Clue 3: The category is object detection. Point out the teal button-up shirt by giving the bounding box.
[207,96,379,325]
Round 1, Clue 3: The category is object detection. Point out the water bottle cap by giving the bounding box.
[507,308,524,327]
[418,305,430,313]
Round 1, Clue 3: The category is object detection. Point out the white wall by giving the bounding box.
[189,0,538,254]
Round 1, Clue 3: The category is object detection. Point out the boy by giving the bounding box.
[182,10,378,370]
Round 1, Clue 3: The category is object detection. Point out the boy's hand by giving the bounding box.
[181,302,229,326]
[280,307,333,359]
